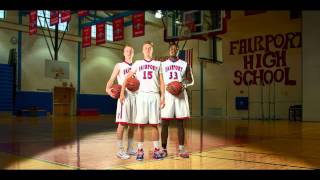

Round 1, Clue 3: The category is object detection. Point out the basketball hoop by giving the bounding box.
[181,24,193,38]
[181,14,196,38]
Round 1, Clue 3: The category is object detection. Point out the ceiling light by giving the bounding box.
[155,10,163,19]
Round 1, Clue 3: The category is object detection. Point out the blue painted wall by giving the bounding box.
[77,94,117,114]
[15,91,53,114]
[14,92,117,115]
[0,64,13,112]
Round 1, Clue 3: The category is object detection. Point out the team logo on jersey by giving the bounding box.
[139,64,158,71]
[123,67,131,75]
[165,65,183,72]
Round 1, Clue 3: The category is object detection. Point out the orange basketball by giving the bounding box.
[111,84,122,99]
[166,81,183,96]
[126,76,140,92]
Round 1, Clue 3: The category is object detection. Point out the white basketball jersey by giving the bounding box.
[131,60,161,93]
[117,61,132,85]
[161,59,187,85]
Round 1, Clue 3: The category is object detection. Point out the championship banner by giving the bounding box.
[113,17,124,41]
[50,10,59,26]
[82,26,91,48]
[96,23,106,45]
[29,10,37,35]
[61,10,71,23]
[78,10,89,17]
[132,12,145,37]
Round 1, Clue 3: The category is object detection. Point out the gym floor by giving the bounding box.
[0,115,319,169]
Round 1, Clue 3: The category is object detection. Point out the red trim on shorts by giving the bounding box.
[149,124,160,126]
[115,122,136,126]
[175,117,190,120]
[161,118,176,121]
[128,123,160,127]
[161,117,190,121]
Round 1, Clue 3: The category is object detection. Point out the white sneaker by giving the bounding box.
[127,148,137,156]
[116,150,130,160]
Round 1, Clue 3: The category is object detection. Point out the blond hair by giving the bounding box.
[143,41,154,47]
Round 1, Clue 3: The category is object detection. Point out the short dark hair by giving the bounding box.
[169,42,179,49]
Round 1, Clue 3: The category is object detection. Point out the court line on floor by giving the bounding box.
[219,148,320,161]
[0,150,78,169]
[190,149,315,170]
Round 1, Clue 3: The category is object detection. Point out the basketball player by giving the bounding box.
[160,43,194,158]
[106,45,137,160]
[120,41,165,161]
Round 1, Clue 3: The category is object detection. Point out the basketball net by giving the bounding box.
[182,15,196,38]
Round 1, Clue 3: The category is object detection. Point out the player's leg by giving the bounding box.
[135,92,148,161]
[127,125,135,155]
[175,90,190,158]
[115,100,130,159]
[161,120,169,157]
[126,92,137,155]
[160,90,175,157]
[136,125,144,160]
[149,93,163,160]
[176,120,189,158]
[116,123,130,159]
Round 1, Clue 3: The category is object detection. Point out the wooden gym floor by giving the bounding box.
[0,115,319,170]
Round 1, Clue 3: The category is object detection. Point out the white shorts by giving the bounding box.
[135,92,161,125]
[115,90,137,125]
[161,89,190,120]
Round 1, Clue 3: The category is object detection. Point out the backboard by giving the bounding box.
[164,10,227,42]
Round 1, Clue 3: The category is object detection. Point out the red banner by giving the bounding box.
[78,10,89,17]
[29,10,37,35]
[96,23,106,45]
[113,17,124,41]
[50,11,59,26]
[82,26,91,48]
[132,12,145,37]
[61,10,71,23]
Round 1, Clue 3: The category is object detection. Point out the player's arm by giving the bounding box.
[183,65,194,88]
[119,71,134,104]
[106,63,120,98]
[159,64,165,109]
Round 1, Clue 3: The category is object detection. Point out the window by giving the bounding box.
[0,10,5,19]
[91,23,113,42]
[106,24,113,42]
[91,24,96,38]
[37,10,69,32]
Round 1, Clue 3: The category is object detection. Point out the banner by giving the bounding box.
[82,26,91,48]
[132,12,145,37]
[96,23,106,45]
[50,10,59,26]
[61,10,71,23]
[29,10,37,35]
[113,17,124,41]
[77,10,89,17]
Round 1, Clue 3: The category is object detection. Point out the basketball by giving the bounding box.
[111,84,122,99]
[126,76,140,92]
[166,81,183,96]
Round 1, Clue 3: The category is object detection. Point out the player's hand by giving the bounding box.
[160,96,165,109]
[119,92,125,104]
[182,83,187,91]
[107,88,117,99]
